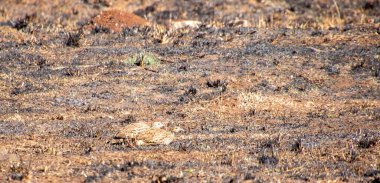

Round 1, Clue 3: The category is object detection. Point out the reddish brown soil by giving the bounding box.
[89,10,149,33]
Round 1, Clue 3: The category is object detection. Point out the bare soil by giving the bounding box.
[0,0,379,182]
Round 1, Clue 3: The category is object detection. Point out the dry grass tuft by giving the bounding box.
[238,92,317,117]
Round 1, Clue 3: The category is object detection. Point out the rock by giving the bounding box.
[87,10,149,33]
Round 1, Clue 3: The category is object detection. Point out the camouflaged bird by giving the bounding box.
[113,122,174,146]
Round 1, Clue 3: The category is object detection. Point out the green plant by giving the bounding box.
[125,52,160,67]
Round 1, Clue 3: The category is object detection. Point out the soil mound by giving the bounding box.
[90,10,148,33]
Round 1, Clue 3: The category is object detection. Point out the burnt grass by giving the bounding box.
[0,0,379,182]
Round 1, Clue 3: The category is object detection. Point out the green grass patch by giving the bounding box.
[125,52,160,67]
